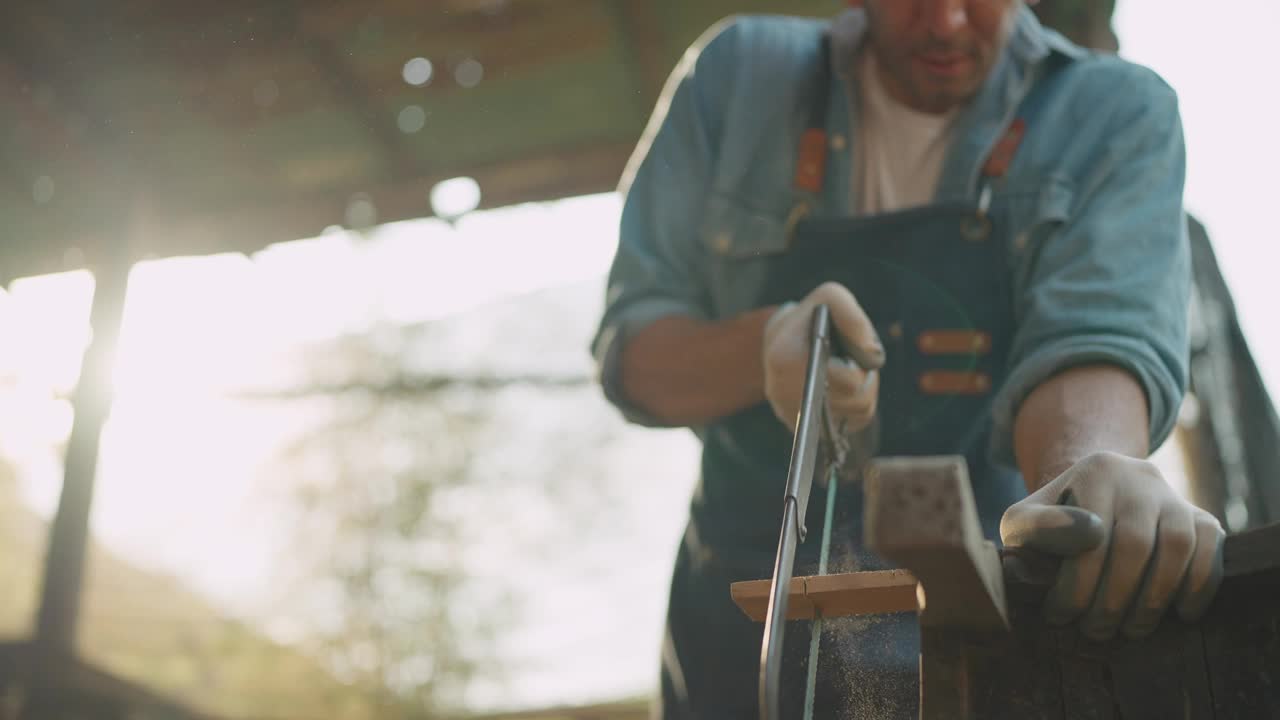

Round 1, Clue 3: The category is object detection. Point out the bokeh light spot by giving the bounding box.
[430,177,481,220]
[33,176,55,204]
[402,57,434,86]
[253,79,280,108]
[345,193,378,230]
[397,105,427,134]
[453,59,484,89]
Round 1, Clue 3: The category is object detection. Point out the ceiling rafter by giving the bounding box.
[610,0,672,111]
[0,0,839,286]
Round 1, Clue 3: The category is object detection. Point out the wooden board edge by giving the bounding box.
[730,570,920,623]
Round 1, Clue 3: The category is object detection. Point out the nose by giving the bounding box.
[922,0,970,37]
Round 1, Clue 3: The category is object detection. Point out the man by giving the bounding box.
[592,1,1226,716]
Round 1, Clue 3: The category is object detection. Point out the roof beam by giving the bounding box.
[609,0,673,114]
[1,139,631,284]
[300,36,424,183]
[0,7,110,166]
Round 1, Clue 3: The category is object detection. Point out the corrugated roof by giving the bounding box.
[1,0,836,285]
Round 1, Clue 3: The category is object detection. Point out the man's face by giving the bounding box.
[860,0,1025,114]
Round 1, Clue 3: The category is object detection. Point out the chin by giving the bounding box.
[910,79,980,113]
[906,91,964,115]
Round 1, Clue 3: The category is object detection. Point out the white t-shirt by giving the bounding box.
[854,51,959,215]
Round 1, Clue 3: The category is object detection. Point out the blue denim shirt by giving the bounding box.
[592,8,1190,467]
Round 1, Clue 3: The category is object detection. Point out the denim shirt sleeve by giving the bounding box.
[589,21,739,427]
[990,73,1191,467]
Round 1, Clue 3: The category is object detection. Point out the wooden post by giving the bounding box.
[31,255,131,654]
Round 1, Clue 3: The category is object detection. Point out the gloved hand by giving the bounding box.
[1000,451,1226,641]
[762,282,886,433]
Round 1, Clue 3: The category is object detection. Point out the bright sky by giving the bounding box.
[1,1,1278,712]
[1116,0,1280,393]
[0,193,624,599]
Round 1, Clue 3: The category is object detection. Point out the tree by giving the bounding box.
[254,310,615,717]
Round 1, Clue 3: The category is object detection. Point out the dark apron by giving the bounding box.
[657,38,1062,720]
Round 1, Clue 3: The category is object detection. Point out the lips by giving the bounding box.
[915,54,972,78]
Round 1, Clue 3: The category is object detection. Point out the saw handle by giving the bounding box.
[1000,546,1063,588]
[759,304,837,720]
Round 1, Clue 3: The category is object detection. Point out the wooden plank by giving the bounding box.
[962,521,1280,719]
[805,570,919,618]
[730,577,812,622]
[919,630,971,720]
[730,569,916,622]
[1202,566,1280,718]
[960,619,1064,720]
[1108,623,1214,719]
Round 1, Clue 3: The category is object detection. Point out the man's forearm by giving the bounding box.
[1013,364,1152,491]
[620,308,777,426]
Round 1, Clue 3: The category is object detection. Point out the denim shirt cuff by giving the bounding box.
[593,298,707,428]
[989,336,1183,469]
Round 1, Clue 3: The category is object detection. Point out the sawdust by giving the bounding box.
[823,613,919,719]
[814,523,920,719]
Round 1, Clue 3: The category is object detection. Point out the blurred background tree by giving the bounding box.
[252,294,620,716]
[263,331,495,716]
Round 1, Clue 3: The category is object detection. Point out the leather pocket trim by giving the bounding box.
[918,371,992,396]
[917,330,992,356]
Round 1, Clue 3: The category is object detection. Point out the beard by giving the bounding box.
[861,1,1018,114]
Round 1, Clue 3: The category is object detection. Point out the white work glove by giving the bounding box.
[762,282,886,433]
[1000,451,1226,641]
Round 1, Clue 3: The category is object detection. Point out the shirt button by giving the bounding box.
[830,133,847,151]
[1013,232,1029,251]
[888,322,903,340]
[712,231,733,254]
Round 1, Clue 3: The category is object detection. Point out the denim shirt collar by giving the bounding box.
[826,6,1075,204]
